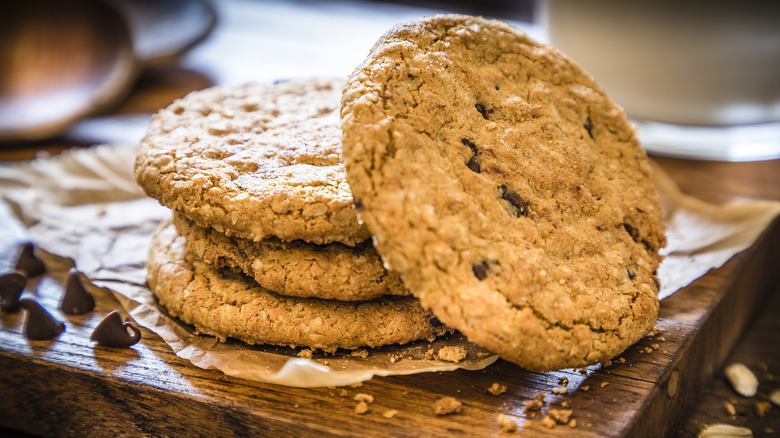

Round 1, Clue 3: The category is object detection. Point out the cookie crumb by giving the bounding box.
[558,376,569,386]
[755,401,771,417]
[424,348,436,360]
[338,389,349,397]
[724,401,736,417]
[476,352,492,361]
[349,382,364,388]
[487,383,507,395]
[354,393,374,403]
[568,419,577,428]
[389,353,404,363]
[551,386,568,395]
[541,415,557,429]
[497,413,518,433]
[297,349,313,359]
[432,397,462,416]
[354,401,369,415]
[437,346,467,363]
[581,385,590,392]
[350,349,369,359]
[548,408,573,424]
[524,393,545,413]
[560,401,570,409]
[383,409,399,419]
[600,382,610,388]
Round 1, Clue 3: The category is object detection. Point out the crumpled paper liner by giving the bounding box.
[1,144,778,386]
[650,161,780,298]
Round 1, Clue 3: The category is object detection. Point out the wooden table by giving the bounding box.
[1,2,779,436]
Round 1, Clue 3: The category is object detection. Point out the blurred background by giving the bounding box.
[0,0,534,147]
[2,0,778,160]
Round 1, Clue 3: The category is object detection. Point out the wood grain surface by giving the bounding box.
[1,1,779,436]
[0,156,777,437]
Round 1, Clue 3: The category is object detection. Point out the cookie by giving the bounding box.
[135,79,369,246]
[172,212,408,301]
[146,219,450,351]
[340,15,666,371]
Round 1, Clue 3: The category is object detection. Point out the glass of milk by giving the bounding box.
[538,0,780,161]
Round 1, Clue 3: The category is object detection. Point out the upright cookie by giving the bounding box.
[172,212,408,301]
[147,219,450,351]
[135,79,368,245]
[341,15,665,371]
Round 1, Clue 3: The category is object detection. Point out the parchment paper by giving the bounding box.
[1,144,778,387]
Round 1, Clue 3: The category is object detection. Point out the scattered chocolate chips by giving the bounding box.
[14,242,46,277]
[19,299,65,340]
[61,268,95,315]
[0,271,26,312]
[461,138,481,173]
[90,310,141,348]
[500,186,529,217]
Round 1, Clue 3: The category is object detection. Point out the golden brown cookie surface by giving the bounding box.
[172,212,408,301]
[135,79,368,245]
[341,15,665,371]
[146,219,450,352]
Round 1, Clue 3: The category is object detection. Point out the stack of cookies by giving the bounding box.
[136,14,666,372]
[135,79,451,352]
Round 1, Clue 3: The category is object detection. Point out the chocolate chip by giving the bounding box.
[622,222,639,242]
[583,114,600,139]
[14,242,45,277]
[475,103,492,120]
[90,310,141,348]
[461,138,481,173]
[627,269,637,281]
[61,268,95,315]
[500,186,529,217]
[19,299,65,340]
[353,197,364,211]
[583,114,594,139]
[472,260,499,280]
[0,271,26,312]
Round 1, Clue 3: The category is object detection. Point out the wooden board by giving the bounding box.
[1,1,779,434]
[0,154,777,437]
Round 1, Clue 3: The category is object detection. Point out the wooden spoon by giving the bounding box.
[0,0,141,142]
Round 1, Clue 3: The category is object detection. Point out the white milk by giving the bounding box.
[539,0,780,126]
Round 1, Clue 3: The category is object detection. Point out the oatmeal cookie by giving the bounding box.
[146,219,449,351]
[340,15,665,371]
[172,212,408,301]
[135,79,368,245]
